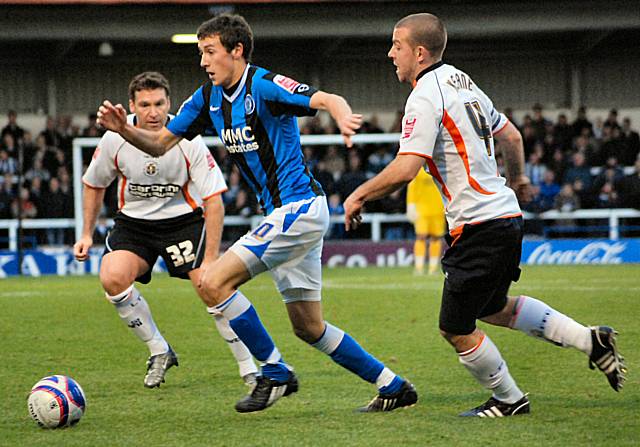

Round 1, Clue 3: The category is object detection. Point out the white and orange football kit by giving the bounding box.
[83,116,227,220]
[398,61,522,242]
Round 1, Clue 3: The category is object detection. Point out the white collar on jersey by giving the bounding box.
[222,64,251,103]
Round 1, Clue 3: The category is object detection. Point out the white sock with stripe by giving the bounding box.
[106,285,169,356]
[458,334,524,404]
[510,295,592,354]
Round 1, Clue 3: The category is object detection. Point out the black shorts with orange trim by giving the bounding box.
[104,209,206,284]
[439,216,523,335]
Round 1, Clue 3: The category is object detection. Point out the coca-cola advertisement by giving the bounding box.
[0,239,639,277]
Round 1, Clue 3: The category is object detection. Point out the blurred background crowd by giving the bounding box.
[1,104,639,245]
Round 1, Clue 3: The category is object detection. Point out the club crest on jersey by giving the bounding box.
[402,115,417,139]
[144,160,159,177]
[244,94,256,115]
[273,74,301,94]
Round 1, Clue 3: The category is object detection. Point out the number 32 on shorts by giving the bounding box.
[165,240,195,267]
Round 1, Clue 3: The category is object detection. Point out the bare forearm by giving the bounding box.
[499,139,525,183]
[319,94,351,121]
[203,195,224,263]
[495,122,526,183]
[351,158,415,204]
[81,186,105,237]
[120,124,171,157]
[495,121,532,203]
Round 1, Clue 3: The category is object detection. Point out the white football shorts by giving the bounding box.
[229,195,329,303]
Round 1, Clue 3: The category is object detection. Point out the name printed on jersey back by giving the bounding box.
[446,72,474,91]
[221,126,259,153]
[128,183,181,198]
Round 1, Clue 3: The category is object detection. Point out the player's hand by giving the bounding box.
[343,194,364,231]
[97,100,127,133]
[509,175,533,205]
[73,236,93,262]
[406,203,418,223]
[337,113,363,148]
[197,260,214,290]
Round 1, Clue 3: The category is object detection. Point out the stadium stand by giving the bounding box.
[0,106,639,249]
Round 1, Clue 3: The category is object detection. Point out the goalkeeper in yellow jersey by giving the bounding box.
[406,169,445,275]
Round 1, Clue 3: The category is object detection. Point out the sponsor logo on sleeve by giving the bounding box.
[273,74,301,94]
[92,147,100,160]
[402,115,417,139]
[206,151,216,169]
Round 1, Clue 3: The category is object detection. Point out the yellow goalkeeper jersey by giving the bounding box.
[407,169,445,217]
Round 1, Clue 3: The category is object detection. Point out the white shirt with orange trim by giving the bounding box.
[83,115,227,220]
[398,62,521,234]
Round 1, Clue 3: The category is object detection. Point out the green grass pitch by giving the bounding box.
[1,265,638,446]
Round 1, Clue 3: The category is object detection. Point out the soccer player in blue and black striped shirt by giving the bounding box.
[97,13,417,413]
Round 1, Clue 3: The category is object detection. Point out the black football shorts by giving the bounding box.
[439,216,523,335]
[103,209,206,283]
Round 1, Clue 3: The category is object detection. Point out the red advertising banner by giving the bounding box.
[321,240,414,268]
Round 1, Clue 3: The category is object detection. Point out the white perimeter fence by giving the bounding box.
[0,134,638,251]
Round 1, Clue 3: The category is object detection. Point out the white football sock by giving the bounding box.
[458,334,524,404]
[207,307,258,378]
[375,367,396,389]
[106,285,169,356]
[510,295,592,354]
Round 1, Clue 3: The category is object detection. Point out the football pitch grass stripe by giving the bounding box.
[0,264,638,446]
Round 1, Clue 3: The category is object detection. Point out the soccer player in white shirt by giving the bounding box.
[73,72,258,389]
[344,13,626,417]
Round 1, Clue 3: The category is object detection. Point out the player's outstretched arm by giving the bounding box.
[73,184,105,261]
[97,100,181,157]
[309,91,362,148]
[494,120,532,204]
[344,154,424,230]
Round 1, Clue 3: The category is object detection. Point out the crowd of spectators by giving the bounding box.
[0,110,103,245]
[514,105,640,213]
[1,105,639,245]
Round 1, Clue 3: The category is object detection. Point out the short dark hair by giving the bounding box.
[395,13,447,60]
[197,13,253,61]
[128,71,170,101]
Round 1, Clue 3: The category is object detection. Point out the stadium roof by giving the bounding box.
[0,1,638,42]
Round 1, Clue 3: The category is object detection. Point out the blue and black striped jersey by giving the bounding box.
[168,64,324,215]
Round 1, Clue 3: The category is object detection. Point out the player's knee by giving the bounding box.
[439,329,454,342]
[439,329,466,348]
[99,266,134,297]
[198,276,228,305]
